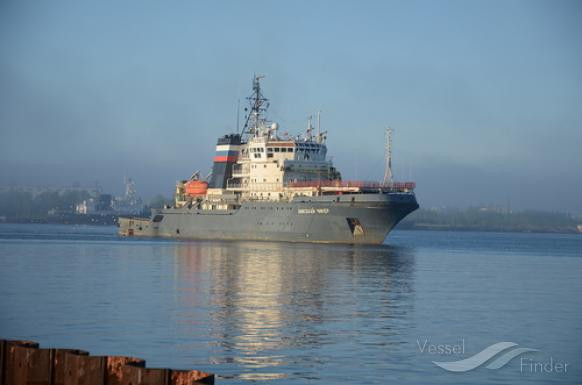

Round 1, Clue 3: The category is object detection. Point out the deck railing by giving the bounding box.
[226,181,283,192]
[226,179,415,192]
[286,180,416,191]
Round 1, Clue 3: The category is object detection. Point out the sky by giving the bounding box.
[1,0,581,211]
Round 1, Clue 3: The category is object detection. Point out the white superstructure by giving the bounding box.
[224,76,340,201]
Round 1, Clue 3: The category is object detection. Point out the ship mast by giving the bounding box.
[242,74,270,139]
[383,127,393,186]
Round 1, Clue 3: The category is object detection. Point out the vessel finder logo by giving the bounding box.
[417,339,570,374]
[431,341,537,372]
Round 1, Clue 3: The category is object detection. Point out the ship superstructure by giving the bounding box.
[119,76,418,244]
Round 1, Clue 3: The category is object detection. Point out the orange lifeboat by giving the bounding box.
[184,180,208,196]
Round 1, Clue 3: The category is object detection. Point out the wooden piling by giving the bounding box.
[0,340,213,385]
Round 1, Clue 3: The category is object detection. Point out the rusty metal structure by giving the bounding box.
[0,340,213,385]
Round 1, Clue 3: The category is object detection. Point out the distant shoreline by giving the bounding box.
[0,214,118,226]
[397,208,582,235]
[396,223,580,234]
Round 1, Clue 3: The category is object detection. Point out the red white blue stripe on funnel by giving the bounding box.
[213,146,239,163]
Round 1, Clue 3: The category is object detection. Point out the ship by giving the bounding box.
[118,76,418,244]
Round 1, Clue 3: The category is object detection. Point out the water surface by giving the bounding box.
[0,224,580,384]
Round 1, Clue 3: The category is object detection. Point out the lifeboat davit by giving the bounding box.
[184,180,208,196]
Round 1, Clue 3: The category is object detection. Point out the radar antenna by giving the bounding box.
[242,74,270,138]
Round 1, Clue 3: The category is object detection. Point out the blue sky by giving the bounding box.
[1,0,581,210]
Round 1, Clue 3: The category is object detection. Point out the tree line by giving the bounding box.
[398,207,580,233]
[0,190,91,219]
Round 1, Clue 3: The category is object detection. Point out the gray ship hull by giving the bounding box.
[119,192,418,244]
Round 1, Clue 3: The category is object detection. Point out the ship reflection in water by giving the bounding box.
[2,225,581,384]
[171,241,415,382]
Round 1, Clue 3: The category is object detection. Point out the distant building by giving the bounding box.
[111,177,144,215]
[97,194,112,211]
[2,179,143,216]
[577,225,582,233]
[76,194,115,214]
[76,199,97,214]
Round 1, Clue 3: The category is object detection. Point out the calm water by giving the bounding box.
[0,224,581,384]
